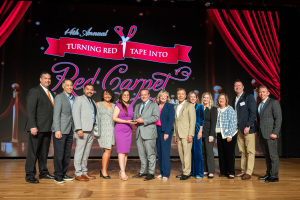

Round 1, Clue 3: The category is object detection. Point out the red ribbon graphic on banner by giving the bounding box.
[45,37,191,64]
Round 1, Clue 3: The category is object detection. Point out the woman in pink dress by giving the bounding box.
[113,89,136,181]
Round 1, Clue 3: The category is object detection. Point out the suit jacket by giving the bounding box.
[159,102,175,136]
[52,92,74,134]
[232,92,257,134]
[134,100,159,140]
[203,106,217,138]
[25,85,54,132]
[72,95,98,132]
[174,102,196,139]
[257,97,282,139]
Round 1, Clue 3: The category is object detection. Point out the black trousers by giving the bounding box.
[217,133,237,176]
[25,132,51,178]
[202,137,216,174]
[53,130,73,178]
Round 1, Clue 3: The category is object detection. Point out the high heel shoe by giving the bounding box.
[100,170,111,179]
[119,170,128,181]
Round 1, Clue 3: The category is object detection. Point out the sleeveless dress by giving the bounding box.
[114,103,134,153]
[96,102,115,149]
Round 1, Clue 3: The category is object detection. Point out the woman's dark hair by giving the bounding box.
[101,89,115,102]
[118,89,130,115]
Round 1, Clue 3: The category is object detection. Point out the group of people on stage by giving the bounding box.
[24,72,282,184]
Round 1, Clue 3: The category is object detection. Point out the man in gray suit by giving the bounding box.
[73,84,98,181]
[257,86,282,182]
[52,79,75,183]
[133,88,159,181]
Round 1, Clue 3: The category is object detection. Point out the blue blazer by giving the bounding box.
[159,102,175,135]
[232,92,257,134]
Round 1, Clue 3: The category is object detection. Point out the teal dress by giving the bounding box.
[191,104,205,177]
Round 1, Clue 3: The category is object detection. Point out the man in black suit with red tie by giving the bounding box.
[25,72,55,183]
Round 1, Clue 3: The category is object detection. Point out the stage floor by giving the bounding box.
[0,158,299,199]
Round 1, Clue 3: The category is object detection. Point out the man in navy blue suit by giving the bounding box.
[233,79,257,180]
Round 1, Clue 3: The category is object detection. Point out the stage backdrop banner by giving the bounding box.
[0,2,265,157]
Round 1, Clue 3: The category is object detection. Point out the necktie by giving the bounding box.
[47,90,54,107]
[88,98,97,124]
[69,95,74,109]
[260,102,264,115]
[140,102,145,117]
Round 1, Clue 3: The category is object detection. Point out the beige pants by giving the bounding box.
[237,129,256,175]
[177,137,193,176]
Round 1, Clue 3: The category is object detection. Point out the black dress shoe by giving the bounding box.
[54,177,65,183]
[39,174,55,179]
[180,175,190,180]
[25,177,39,184]
[258,174,269,180]
[144,174,154,181]
[100,170,111,179]
[219,174,227,177]
[132,173,147,178]
[63,175,74,181]
[176,174,183,178]
[265,177,279,182]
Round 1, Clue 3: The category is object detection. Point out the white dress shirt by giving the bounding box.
[40,84,54,103]
[258,97,269,115]
[176,101,185,117]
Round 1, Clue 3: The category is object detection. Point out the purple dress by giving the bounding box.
[114,103,134,153]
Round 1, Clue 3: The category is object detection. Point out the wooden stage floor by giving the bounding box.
[0,158,300,199]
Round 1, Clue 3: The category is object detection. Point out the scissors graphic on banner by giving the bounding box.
[114,25,137,57]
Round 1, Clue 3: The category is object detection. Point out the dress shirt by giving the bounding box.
[234,92,244,111]
[258,97,269,115]
[65,92,74,109]
[139,99,149,116]
[40,84,54,103]
[176,101,185,117]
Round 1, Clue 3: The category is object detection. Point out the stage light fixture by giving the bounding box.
[205,0,214,7]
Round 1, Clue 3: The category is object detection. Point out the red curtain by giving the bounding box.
[0,0,31,47]
[207,9,280,100]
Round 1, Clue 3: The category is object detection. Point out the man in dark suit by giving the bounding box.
[52,79,75,183]
[233,80,257,180]
[25,72,55,183]
[257,86,282,182]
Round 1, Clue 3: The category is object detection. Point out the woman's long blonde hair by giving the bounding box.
[201,92,214,109]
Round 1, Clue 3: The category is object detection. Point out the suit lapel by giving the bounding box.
[38,85,53,108]
[83,95,94,111]
[236,93,245,110]
[175,104,180,119]
[178,102,187,118]
[141,101,151,117]
[62,92,72,110]
[261,98,270,116]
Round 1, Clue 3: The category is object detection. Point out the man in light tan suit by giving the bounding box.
[174,88,196,180]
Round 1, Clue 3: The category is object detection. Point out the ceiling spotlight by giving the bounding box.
[205,0,214,7]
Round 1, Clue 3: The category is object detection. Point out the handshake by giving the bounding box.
[128,118,144,125]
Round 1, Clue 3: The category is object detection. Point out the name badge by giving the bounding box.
[240,102,245,106]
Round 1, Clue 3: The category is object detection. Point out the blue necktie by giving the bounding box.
[140,102,145,117]
[88,98,96,124]
[69,95,74,109]
[260,102,264,115]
